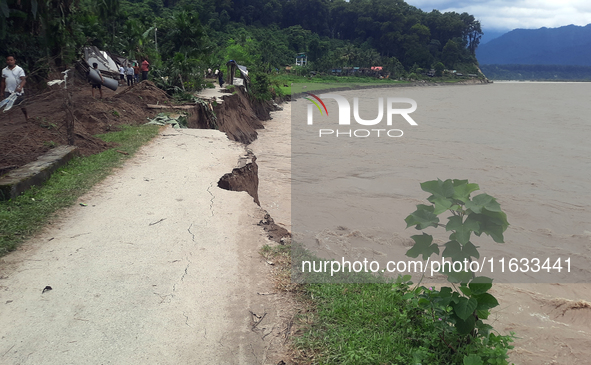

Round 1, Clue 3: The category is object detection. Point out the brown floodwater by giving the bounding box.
[251,82,591,364]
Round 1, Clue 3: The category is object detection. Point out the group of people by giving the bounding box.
[91,59,150,98]
[1,54,154,117]
[118,59,150,86]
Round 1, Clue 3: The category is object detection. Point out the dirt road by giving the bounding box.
[0,128,287,364]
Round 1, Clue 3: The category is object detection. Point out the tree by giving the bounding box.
[434,61,444,76]
[460,13,482,55]
[121,19,154,60]
[161,10,208,58]
[442,39,460,68]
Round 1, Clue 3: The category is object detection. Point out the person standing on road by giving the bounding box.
[133,62,140,83]
[1,55,28,119]
[125,63,134,86]
[141,59,150,81]
[118,64,125,85]
[218,69,224,88]
[90,62,104,99]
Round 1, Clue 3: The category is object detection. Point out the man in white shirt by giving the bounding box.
[1,55,26,97]
[119,65,125,85]
[1,55,28,119]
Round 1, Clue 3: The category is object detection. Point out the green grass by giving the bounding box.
[262,244,513,365]
[296,282,449,365]
[271,74,478,96]
[272,75,411,96]
[0,124,161,256]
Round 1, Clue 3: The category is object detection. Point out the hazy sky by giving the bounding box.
[407,0,591,31]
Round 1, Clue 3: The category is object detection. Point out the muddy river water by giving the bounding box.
[250,82,591,364]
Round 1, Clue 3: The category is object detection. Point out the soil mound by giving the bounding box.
[0,80,170,173]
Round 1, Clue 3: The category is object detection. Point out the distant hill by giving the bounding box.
[476,24,591,66]
[480,64,591,80]
[480,29,506,45]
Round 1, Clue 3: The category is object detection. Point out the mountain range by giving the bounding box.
[476,24,591,66]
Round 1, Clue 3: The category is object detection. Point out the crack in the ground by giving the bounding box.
[187,223,196,242]
[180,263,189,282]
[182,311,190,327]
[206,182,215,217]
[153,292,173,304]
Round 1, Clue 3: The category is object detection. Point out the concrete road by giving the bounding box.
[0,128,287,364]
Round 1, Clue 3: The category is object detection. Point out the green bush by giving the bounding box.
[403,179,514,364]
[434,62,445,77]
[250,70,272,100]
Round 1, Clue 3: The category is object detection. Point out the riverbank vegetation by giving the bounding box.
[2,0,484,99]
[262,179,515,364]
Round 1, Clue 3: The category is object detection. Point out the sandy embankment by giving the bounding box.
[0,92,291,363]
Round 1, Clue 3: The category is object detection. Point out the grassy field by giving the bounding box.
[270,74,478,97]
[271,74,411,96]
[0,125,161,256]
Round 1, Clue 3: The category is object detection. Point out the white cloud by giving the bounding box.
[407,0,591,30]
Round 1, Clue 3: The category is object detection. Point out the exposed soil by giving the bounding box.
[0,77,170,175]
[218,151,260,205]
[188,85,273,144]
[1,77,275,178]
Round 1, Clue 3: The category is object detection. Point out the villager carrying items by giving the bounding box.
[1,55,28,119]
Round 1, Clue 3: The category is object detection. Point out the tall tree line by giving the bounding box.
[0,0,482,87]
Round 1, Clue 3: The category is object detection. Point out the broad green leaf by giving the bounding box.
[476,309,490,320]
[454,314,476,335]
[446,215,479,245]
[400,274,412,282]
[421,179,454,198]
[143,26,156,38]
[431,196,453,215]
[466,213,507,243]
[462,242,480,259]
[481,209,509,227]
[416,204,434,212]
[444,267,473,284]
[453,297,478,320]
[475,320,493,337]
[405,208,439,230]
[465,193,502,214]
[463,354,484,365]
[439,287,453,297]
[474,293,499,310]
[442,240,461,259]
[459,285,472,296]
[468,277,493,295]
[402,293,414,300]
[483,223,506,243]
[418,298,430,307]
[406,233,439,259]
[452,180,480,203]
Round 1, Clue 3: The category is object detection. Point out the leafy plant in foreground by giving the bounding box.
[402,179,514,364]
